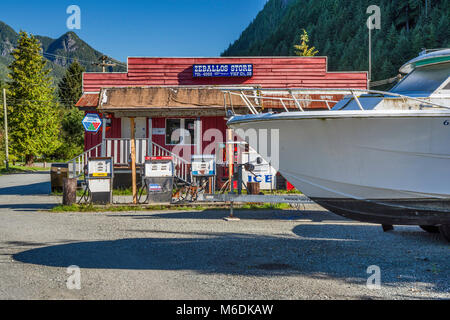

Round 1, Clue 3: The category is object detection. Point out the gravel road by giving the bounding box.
[0,173,448,300]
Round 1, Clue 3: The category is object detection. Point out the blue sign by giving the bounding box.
[82,113,102,133]
[193,64,253,77]
[248,175,273,183]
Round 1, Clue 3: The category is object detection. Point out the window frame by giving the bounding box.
[165,118,198,146]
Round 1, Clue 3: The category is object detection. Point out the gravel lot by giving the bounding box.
[0,173,448,300]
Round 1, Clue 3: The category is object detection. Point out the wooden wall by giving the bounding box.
[83,57,367,92]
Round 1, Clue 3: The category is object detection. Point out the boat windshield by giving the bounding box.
[390,63,450,96]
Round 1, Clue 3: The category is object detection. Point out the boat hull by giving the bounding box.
[312,198,450,225]
[228,111,450,225]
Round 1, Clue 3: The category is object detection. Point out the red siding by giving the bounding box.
[84,114,121,151]
[151,117,199,157]
[83,57,367,92]
[82,57,368,152]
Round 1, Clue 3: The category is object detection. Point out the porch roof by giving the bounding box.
[99,86,246,110]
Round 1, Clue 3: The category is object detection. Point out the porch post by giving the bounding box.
[195,117,201,155]
[130,117,137,204]
[101,116,107,157]
[227,129,234,192]
[148,117,152,157]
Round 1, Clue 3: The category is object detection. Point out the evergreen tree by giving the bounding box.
[293,29,319,56]
[56,61,85,160]
[7,31,61,165]
[0,81,4,166]
[58,60,84,109]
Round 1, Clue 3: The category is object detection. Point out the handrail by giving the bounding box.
[104,138,191,183]
[223,88,450,114]
[67,139,191,183]
[66,143,102,178]
[67,143,102,165]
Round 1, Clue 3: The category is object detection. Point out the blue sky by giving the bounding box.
[1,0,268,62]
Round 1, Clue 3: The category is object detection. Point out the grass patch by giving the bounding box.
[113,187,147,196]
[50,202,292,213]
[50,203,209,213]
[240,203,291,210]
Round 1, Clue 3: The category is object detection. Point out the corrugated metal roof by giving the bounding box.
[75,93,99,107]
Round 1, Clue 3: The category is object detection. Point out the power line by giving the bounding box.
[1,39,127,68]
[92,55,117,73]
[42,52,127,68]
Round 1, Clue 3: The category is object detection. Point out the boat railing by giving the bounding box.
[222,88,450,115]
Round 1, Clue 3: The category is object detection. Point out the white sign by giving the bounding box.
[152,128,165,135]
[242,149,277,190]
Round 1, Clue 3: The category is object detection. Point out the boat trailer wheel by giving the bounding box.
[438,225,450,242]
[419,225,440,234]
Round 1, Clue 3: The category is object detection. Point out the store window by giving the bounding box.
[166,118,196,145]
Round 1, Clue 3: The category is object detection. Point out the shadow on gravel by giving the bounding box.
[0,203,56,211]
[0,181,50,195]
[292,224,446,243]
[106,209,346,222]
[13,225,449,294]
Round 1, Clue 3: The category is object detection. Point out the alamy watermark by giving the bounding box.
[168,127,280,168]
[66,265,81,290]
[66,5,81,30]
[366,5,381,30]
[366,265,381,289]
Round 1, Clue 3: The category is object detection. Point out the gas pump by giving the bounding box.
[191,155,216,194]
[141,156,174,203]
[87,157,113,204]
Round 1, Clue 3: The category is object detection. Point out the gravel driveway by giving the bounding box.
[0,173,448,300]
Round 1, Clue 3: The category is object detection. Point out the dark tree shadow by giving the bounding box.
[0,203,57,211]
[0,181,50,195]
[13,225,450,294]
[106,208,346,222]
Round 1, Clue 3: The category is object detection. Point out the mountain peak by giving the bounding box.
[48,31,82,55]
[0,20,18,56]
[0,20,125,81]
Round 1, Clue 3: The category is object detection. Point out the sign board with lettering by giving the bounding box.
[193,64,253,77]
[82,113,102,133]
[152,128,166,135]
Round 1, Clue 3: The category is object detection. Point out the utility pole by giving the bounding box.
[130,117,137,204]
[92,55,117,73]
[366,5,380,89]
[368,27,372,89]
[2,88,9,171]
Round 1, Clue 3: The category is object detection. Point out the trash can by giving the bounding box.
[247,182,260,195]
[50,163,69,193]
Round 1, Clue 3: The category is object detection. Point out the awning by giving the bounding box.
[75,93,100,109]
[96,87,249,117]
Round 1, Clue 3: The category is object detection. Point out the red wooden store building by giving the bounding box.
[76,56,367,187]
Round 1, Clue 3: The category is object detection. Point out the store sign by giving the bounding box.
[193,64,253,77]
[82,113,102,133]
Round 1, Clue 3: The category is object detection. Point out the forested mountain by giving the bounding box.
[0,21,125,83]
[222,0,450,82]
[222,0,294,56]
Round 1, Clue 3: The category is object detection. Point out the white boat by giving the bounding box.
[226,49,450,240]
